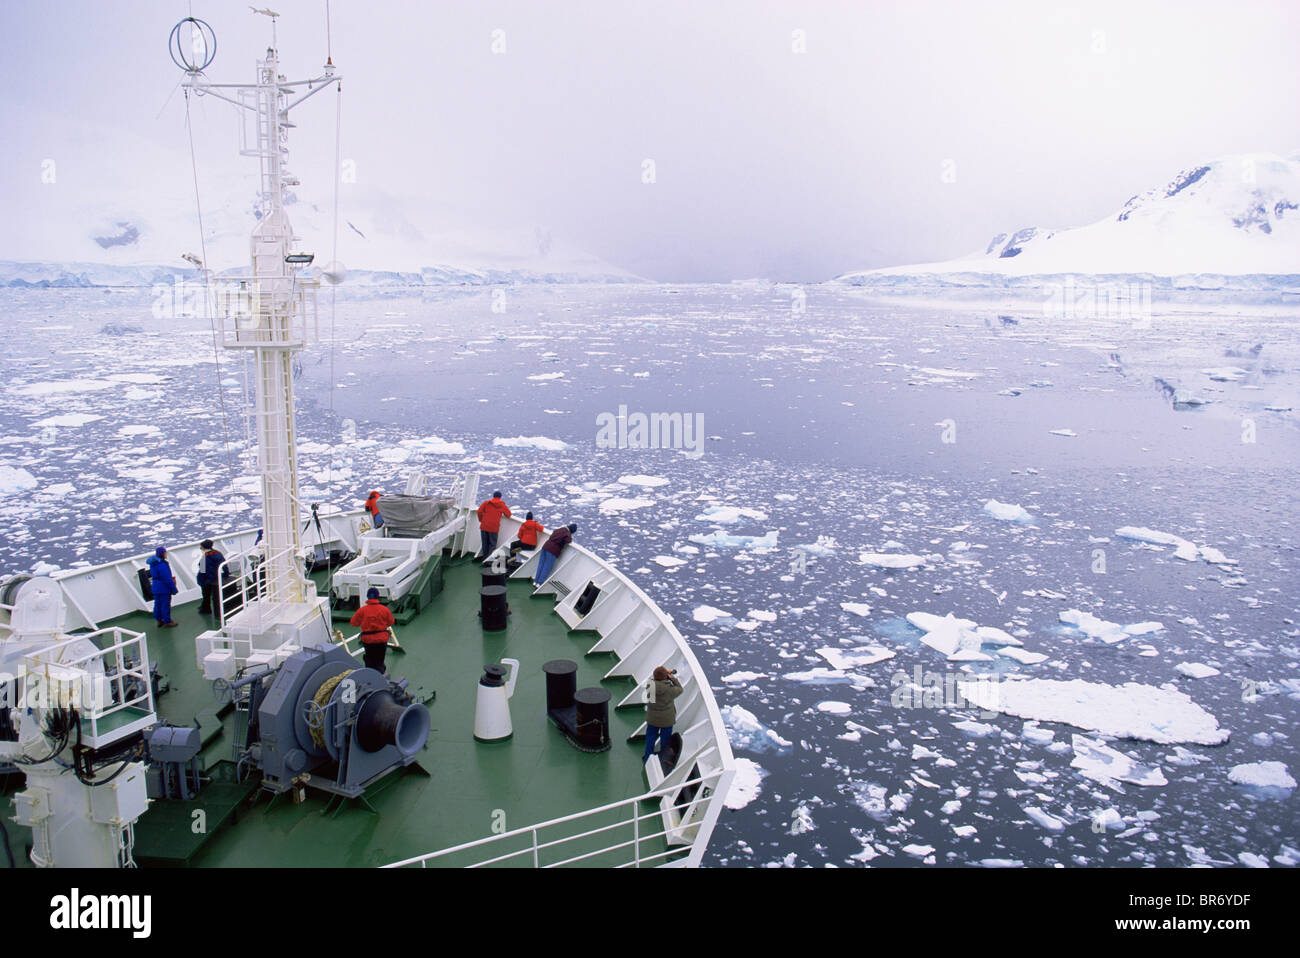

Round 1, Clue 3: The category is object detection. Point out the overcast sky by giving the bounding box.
[2,0,1298,281]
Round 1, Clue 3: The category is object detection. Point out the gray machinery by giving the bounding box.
[143,724,203,800]
[219,644,430,799]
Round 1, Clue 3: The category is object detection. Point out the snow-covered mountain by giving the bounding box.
[1,117,640,287]
[840,152,1300,285]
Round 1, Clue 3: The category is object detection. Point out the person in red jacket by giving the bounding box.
[508,511,545,562]
[350,587,395,673]
[475,490,511,561]
[364,490,384,529]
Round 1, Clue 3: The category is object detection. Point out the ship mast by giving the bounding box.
[173,14,339,657]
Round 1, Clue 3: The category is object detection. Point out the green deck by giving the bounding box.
[106,556,673,867]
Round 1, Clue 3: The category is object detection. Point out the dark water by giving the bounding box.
[1,284,1297,867]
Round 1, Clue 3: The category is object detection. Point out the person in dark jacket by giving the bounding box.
[350,587,395,673]
[533,522,576,585]
[196,539,225,616]
[475,490,511,560]
[146,546,179,627]
[508,511,545,561]
[643,666,682,763]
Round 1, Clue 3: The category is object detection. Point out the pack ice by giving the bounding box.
[1071,734,1168,787]
[1059,609,1165,645]
[957,678,1229,745]
[1115,526,1234,565]
[905,611,1031,663]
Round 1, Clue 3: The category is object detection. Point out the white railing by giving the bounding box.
[217,275,318,349]
[395,512,737,870]
[23,627,156,749]
[385,767,725,869]
[44,512,367,633]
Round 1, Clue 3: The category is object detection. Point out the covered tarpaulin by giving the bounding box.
[377,495,458,538]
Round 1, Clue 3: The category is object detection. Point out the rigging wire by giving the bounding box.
[326,77,343,601]
[184,87,240,484]
[330,81,342,422]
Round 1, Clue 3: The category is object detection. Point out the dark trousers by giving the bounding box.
[479,529,498,558]
[198,580,219,614]
[362,641,387,674]
[643,724,673,761]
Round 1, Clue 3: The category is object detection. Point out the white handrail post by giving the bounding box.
[633,802,640,868]
[531,828,540,868]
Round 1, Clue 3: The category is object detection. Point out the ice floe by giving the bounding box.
[998,647,1049,665]
[1202,367,1248,382]
[1023,806,1068,831]
[9,378,120,396]
[694,505,768,524]
[905,611,1029,662]
[1022,722,1055,746]
[795,535,838,557]
[1071,734,1168,787]
[688,529,779,550]
[816,646,896,670]
[1059,609,1164,645]
[957,678,1229,745]
[651,555,687,568]
[493,435,569,451]
[724,758,767,810]
[0,466,39,494]
[1175,662,1220,679]
[617,474,669,487]
[952,719,998,737]
[859,552,929,568]
[789,804,815,835]
[692,605,732,624]
[840,602,873,617]
[34,413,103,427]
[1115,526,1234,565]
[1227,761,1295,789]
[598,497,655,514]
[784,667,873,688]
[721,705,793,753]
[400,435,466,455]
[984,500,1032,522]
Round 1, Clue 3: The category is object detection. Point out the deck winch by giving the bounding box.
[242,644,430,799]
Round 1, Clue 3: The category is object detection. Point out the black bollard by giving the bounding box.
[479,585,508,631]
[574,687,611,749]
[543,659,577,712]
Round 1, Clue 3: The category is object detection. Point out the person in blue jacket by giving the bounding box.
[147,546,179,628]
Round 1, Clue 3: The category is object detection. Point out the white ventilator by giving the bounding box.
[474,658,520,742]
